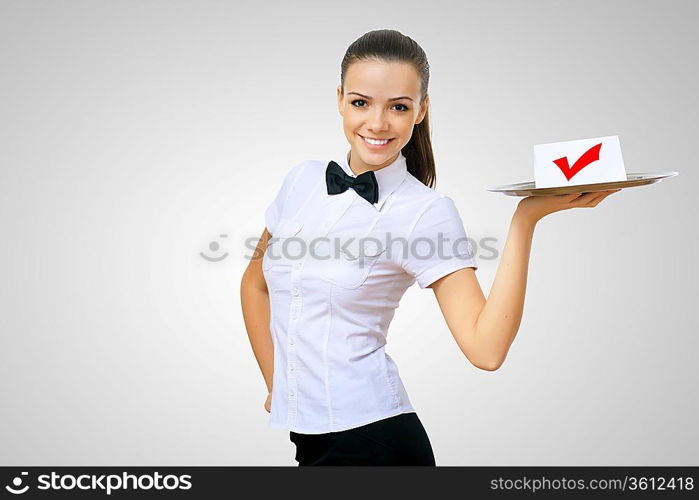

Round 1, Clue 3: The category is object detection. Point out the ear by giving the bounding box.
[415,94,429,125]
[337,85,344,116]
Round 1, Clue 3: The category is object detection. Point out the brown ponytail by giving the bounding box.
[340,29,436,189]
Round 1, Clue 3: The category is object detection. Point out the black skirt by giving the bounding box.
[288,412,436,466]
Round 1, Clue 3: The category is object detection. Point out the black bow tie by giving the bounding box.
[325,160,379,205]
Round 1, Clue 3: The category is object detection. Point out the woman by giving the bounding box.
[240,29,619,466]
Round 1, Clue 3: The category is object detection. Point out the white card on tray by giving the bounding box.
[533,135,627,188]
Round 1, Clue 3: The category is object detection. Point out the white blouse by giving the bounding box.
[262,150,478,434]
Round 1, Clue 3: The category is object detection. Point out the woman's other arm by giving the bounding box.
[241,228,274,408]
[431,190,620,371]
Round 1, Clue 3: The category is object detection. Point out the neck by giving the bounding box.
[349,150,399,176]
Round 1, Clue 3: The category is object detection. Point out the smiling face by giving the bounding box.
[337,59,429,175]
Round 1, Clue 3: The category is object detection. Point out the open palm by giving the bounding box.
[517,189,621,223]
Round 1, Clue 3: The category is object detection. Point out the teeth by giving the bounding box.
[362,136,390,145]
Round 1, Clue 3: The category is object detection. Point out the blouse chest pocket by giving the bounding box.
[263,218,304,271]
[318,239,386,289]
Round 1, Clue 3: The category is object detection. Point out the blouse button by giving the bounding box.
[292,287,299,296]
[289,337,295,345]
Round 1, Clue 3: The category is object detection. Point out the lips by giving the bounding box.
[359,134,394,141]
[359,134,395,148]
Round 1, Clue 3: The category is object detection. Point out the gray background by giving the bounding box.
[1,0,696,466]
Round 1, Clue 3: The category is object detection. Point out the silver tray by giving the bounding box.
[487,172,679,196]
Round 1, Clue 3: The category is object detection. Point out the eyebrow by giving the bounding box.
[347,91,414,102]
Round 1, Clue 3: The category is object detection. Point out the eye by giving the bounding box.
[350,99,409,112]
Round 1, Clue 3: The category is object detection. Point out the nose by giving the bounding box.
[366,108,390,133]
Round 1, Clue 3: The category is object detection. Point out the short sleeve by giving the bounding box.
[402,196,478,289]
[264,161,307,235]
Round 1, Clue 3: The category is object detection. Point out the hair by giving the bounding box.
[340,29,436,189]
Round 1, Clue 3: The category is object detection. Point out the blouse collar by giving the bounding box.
[337,149,408,211]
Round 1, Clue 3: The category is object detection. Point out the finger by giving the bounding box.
[571,191,599,204]
[593,189,620,196]
[587,193,608,205]
[564,189,620,206]
[587,190,618,206]
[561,192,584,203]
[579,189,618,204]
[597,189,621,199]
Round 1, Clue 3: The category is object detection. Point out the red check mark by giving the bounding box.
[553,142,603,181]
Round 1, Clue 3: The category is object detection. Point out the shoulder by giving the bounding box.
[398,171,455,215]
[392,173,468,239]
[297,158,328,178]
[272,158,323,196]
[283,158,317,181]
[281,158,327,186]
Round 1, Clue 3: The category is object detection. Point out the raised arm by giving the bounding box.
[430,189,620,371]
